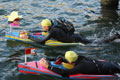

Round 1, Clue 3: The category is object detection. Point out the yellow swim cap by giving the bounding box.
[65,51,78,63]
[41,19,52,27]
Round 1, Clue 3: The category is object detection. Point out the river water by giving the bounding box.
[0,0,120,80]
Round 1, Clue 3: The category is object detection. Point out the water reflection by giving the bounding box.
[100,7,119,24]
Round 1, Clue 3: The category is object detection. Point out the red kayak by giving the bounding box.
[18,61,116,79]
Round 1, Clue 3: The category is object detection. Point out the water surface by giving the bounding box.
[0,0,120,80]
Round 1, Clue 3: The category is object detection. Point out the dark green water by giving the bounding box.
[0,0,120,80]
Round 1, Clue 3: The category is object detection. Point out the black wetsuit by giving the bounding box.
[47,56,120,77]
[29,18,120,44]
